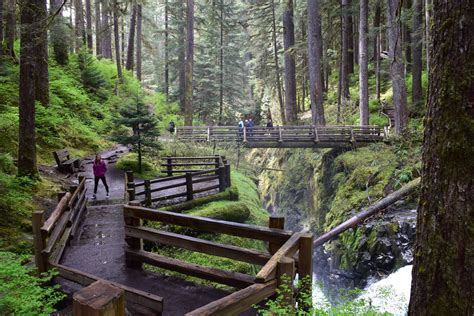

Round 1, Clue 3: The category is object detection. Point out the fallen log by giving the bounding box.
[314,177,420,248]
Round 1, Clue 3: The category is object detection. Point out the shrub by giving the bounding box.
[0,252,65,315]
[116,153,156,175]
[189,202,250,223]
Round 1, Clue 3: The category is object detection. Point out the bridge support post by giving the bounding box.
[126,171,135,202]
[298,233,314,312]
[73,280,125,316]
[268,216,285,254]
[125,201,143,270]
[32,211,48,274]
[277,257,295,308]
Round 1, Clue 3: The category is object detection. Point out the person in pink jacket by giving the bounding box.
[92,154,109,199]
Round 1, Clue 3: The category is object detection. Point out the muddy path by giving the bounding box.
[58,147,246,315]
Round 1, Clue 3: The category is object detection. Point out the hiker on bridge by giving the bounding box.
[168,121,176,134]
[248,118,255,137]
[92,154,109,200]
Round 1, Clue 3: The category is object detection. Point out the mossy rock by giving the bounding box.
[189,202,250,223]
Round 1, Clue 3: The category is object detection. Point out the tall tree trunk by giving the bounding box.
[341,0,350,110]
[218,0,224,124]
[184,0,194,125]
[178,0,185,111]
[424,0,431,79]
[270,0,285,124]
[373,1,381,101]
[18,0,46,178]
[0,0,4,49]
[50,0,69,65]
[85,0,93,51]
[36,0,48,106]
[164,0,169,101]
[94,0,101,56]
[408,1,474,314]
[347,0,354,74]
[386,0,408,134]
[412,0,423,106]
[358,0,368,125]
[283,0,297,123]
[101,0,112,58]
[136,4,142,81]
[74,0,85,51]
[121,14,125,67]
[353,13,358,67]
[125,5,136,71]
[403,0,412,72]
[307,0,325,126]
[5,0,15,58]
[112,0,122,82]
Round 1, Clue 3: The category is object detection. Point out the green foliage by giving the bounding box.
[145,93,183,131]
[0,252,65,315]
[189,202,250,223]
[77,51,109,98]
[256,276,392,316]
[162,186,239,213]
[116,153,159,179]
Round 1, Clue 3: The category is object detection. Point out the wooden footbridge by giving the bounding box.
[175,125,387,148]
[32,156,313,315]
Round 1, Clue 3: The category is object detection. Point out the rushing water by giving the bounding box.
[312,265,413,315]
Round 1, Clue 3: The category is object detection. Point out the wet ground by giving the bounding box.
[58,147,241,315]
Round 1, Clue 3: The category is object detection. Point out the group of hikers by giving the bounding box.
[238,117,274,138]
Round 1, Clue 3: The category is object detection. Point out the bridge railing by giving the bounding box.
[32,175,88,273]
[125,155,231,207]
[176,125,384,144]
[32,176,165,314]
[123,203,313,315]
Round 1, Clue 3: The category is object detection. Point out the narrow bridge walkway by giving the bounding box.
[175,125,386,148]
[59,148,236,315]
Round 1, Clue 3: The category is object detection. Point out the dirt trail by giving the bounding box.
[59,147,236,315]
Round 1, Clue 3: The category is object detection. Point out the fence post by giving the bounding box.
[144,180,152,207]
[126,171,135,202]
[224,162,231,188]
[125,201,143,270]
[350,127,356,143]
[278,126,283,142]
[243,126,247,142]
[277,257,295,308]
[73,280,125,316]
[218,166,226,192]
[186,173,194,201]
[167,157,173,176]
[32,211,47,273]
[214,155,221,176]
[268,216,285,254]
[298,233,314,312]
[207,127,211,142]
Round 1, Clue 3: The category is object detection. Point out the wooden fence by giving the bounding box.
[32,175,88,273]
[32,177,165,315]
[123,202,313,315]
[125,156,231,207]
[175,125,385,148]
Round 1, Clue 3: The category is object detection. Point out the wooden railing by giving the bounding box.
[32,176,164,315]
[32,175,88,272]
[123,202,313,315]
[125,155,231,207]
[176,125,385,147]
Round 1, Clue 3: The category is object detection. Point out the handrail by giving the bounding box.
[125,155,231,207]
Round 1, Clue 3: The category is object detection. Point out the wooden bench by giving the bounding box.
[53,149,80,173]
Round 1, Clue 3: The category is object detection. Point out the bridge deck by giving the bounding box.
[175,125,385,148]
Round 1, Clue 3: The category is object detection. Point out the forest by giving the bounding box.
[0,0,472,314]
